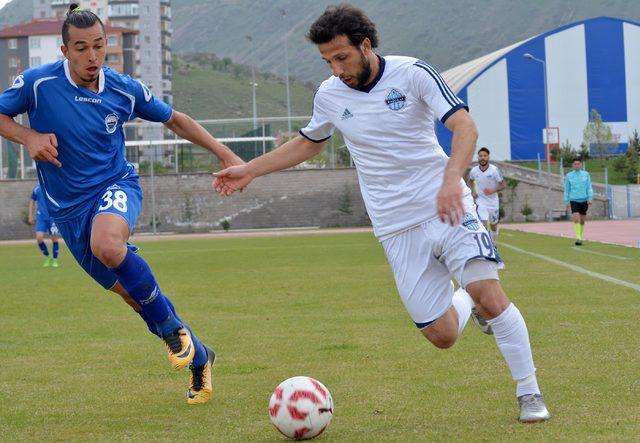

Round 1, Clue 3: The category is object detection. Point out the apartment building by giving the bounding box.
[0,18,136,87]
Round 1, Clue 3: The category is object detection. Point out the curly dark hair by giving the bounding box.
[62,3,104,45]
[478,147,490,155]
[307,3,379,48]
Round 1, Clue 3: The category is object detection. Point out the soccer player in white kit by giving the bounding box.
[468,147,505,242]
[214,4,549,422]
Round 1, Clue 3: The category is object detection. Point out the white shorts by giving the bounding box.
[476,205,500,225]
[381,212,503,328]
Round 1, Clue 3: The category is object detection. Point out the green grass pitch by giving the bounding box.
[1,231,639,441]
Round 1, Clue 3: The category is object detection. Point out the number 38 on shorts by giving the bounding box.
[98,189,128,213]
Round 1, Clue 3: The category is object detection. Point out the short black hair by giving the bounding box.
[478,147,490,155]
[572,157,582,163]
[62,3,104,45]
[307,3,379,48]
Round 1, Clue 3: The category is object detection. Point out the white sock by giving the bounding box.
[486,303,538,391]
[516,373,540,397]
[451,287,473,336]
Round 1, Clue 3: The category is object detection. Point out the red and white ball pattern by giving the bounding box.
[268,376,334,440]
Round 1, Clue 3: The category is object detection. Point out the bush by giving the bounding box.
[221,219,231,232]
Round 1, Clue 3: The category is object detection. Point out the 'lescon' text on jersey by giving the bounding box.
[300,55,470,239]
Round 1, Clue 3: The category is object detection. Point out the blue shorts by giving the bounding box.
[35,215,59,236]
[56,175,143,289]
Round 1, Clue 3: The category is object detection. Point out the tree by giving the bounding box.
[630,130,640,156]
[582,109,620,163]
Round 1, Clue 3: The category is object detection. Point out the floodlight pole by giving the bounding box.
[524,53,552,221]
[282,9,292,134]
[246,35,258,130]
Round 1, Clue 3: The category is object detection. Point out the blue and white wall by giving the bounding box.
[437,17,640,160]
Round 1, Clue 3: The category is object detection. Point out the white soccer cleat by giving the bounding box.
[518,394,551,423]
[470,306,493,335]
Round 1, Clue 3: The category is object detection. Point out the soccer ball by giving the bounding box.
[268,376,334,440]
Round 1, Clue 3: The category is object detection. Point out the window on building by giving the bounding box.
[40,11,46,18]
[106,54,120,64]
[108,3,139,17]
[8,39,17,49]
[29,38,41,49]
[9,57,18,68]
[144,36,150,44]
[30,57,41,67]
[108,34,119,47]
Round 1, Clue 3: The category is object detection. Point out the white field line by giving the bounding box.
[570,247,629,260]
[499,242,640,293]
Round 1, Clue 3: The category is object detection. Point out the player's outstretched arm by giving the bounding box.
[214,135,327,196]
[438,109,478,225]
[0,114,61,167]
[164,110,244,169]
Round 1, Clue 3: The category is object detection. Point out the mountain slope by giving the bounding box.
[171,0,640,84]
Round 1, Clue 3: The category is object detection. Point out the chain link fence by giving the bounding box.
[0,116,353,180]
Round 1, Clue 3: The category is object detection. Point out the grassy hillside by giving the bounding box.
[172,54,313,120]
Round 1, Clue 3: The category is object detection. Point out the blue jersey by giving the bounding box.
[31,184,50,218]
[0,60,173,220]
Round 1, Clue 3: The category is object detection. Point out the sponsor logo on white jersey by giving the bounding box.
[341,108,354,120]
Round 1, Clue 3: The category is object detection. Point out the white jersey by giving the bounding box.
[469,164,504,209]
[300,55,471,239]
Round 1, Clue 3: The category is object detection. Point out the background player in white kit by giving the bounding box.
[214,4,550,422]
[468,147,505,242]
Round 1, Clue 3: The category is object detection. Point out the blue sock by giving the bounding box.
[52,242,59,259]
[38,241,49,256]
[137,309,160,337]
[111,250,180,336]
[163,295,208,367]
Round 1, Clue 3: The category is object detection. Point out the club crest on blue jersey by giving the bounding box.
[462,213,480,231]
[385,88,406,111]
[105,113,119,133]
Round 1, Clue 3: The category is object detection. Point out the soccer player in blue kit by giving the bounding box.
[29,184,61,267]
[0,4,243,405]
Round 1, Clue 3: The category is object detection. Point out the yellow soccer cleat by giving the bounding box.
[187,346,216,405]
[51,259,59,268]
[163,328,195,370]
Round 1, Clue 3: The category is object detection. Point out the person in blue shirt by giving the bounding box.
[28,184,61,267]
[563,157,594,245]
[0,4,243,405]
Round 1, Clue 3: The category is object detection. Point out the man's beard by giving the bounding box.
[479,160,488,166]
[354,53,372,87]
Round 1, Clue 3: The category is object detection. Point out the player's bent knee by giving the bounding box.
[420,315,458,349]
[90,235,127,268]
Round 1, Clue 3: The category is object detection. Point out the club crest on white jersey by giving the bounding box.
[385,88,406,110]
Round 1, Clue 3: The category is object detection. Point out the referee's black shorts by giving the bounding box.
[570,201,589,215]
